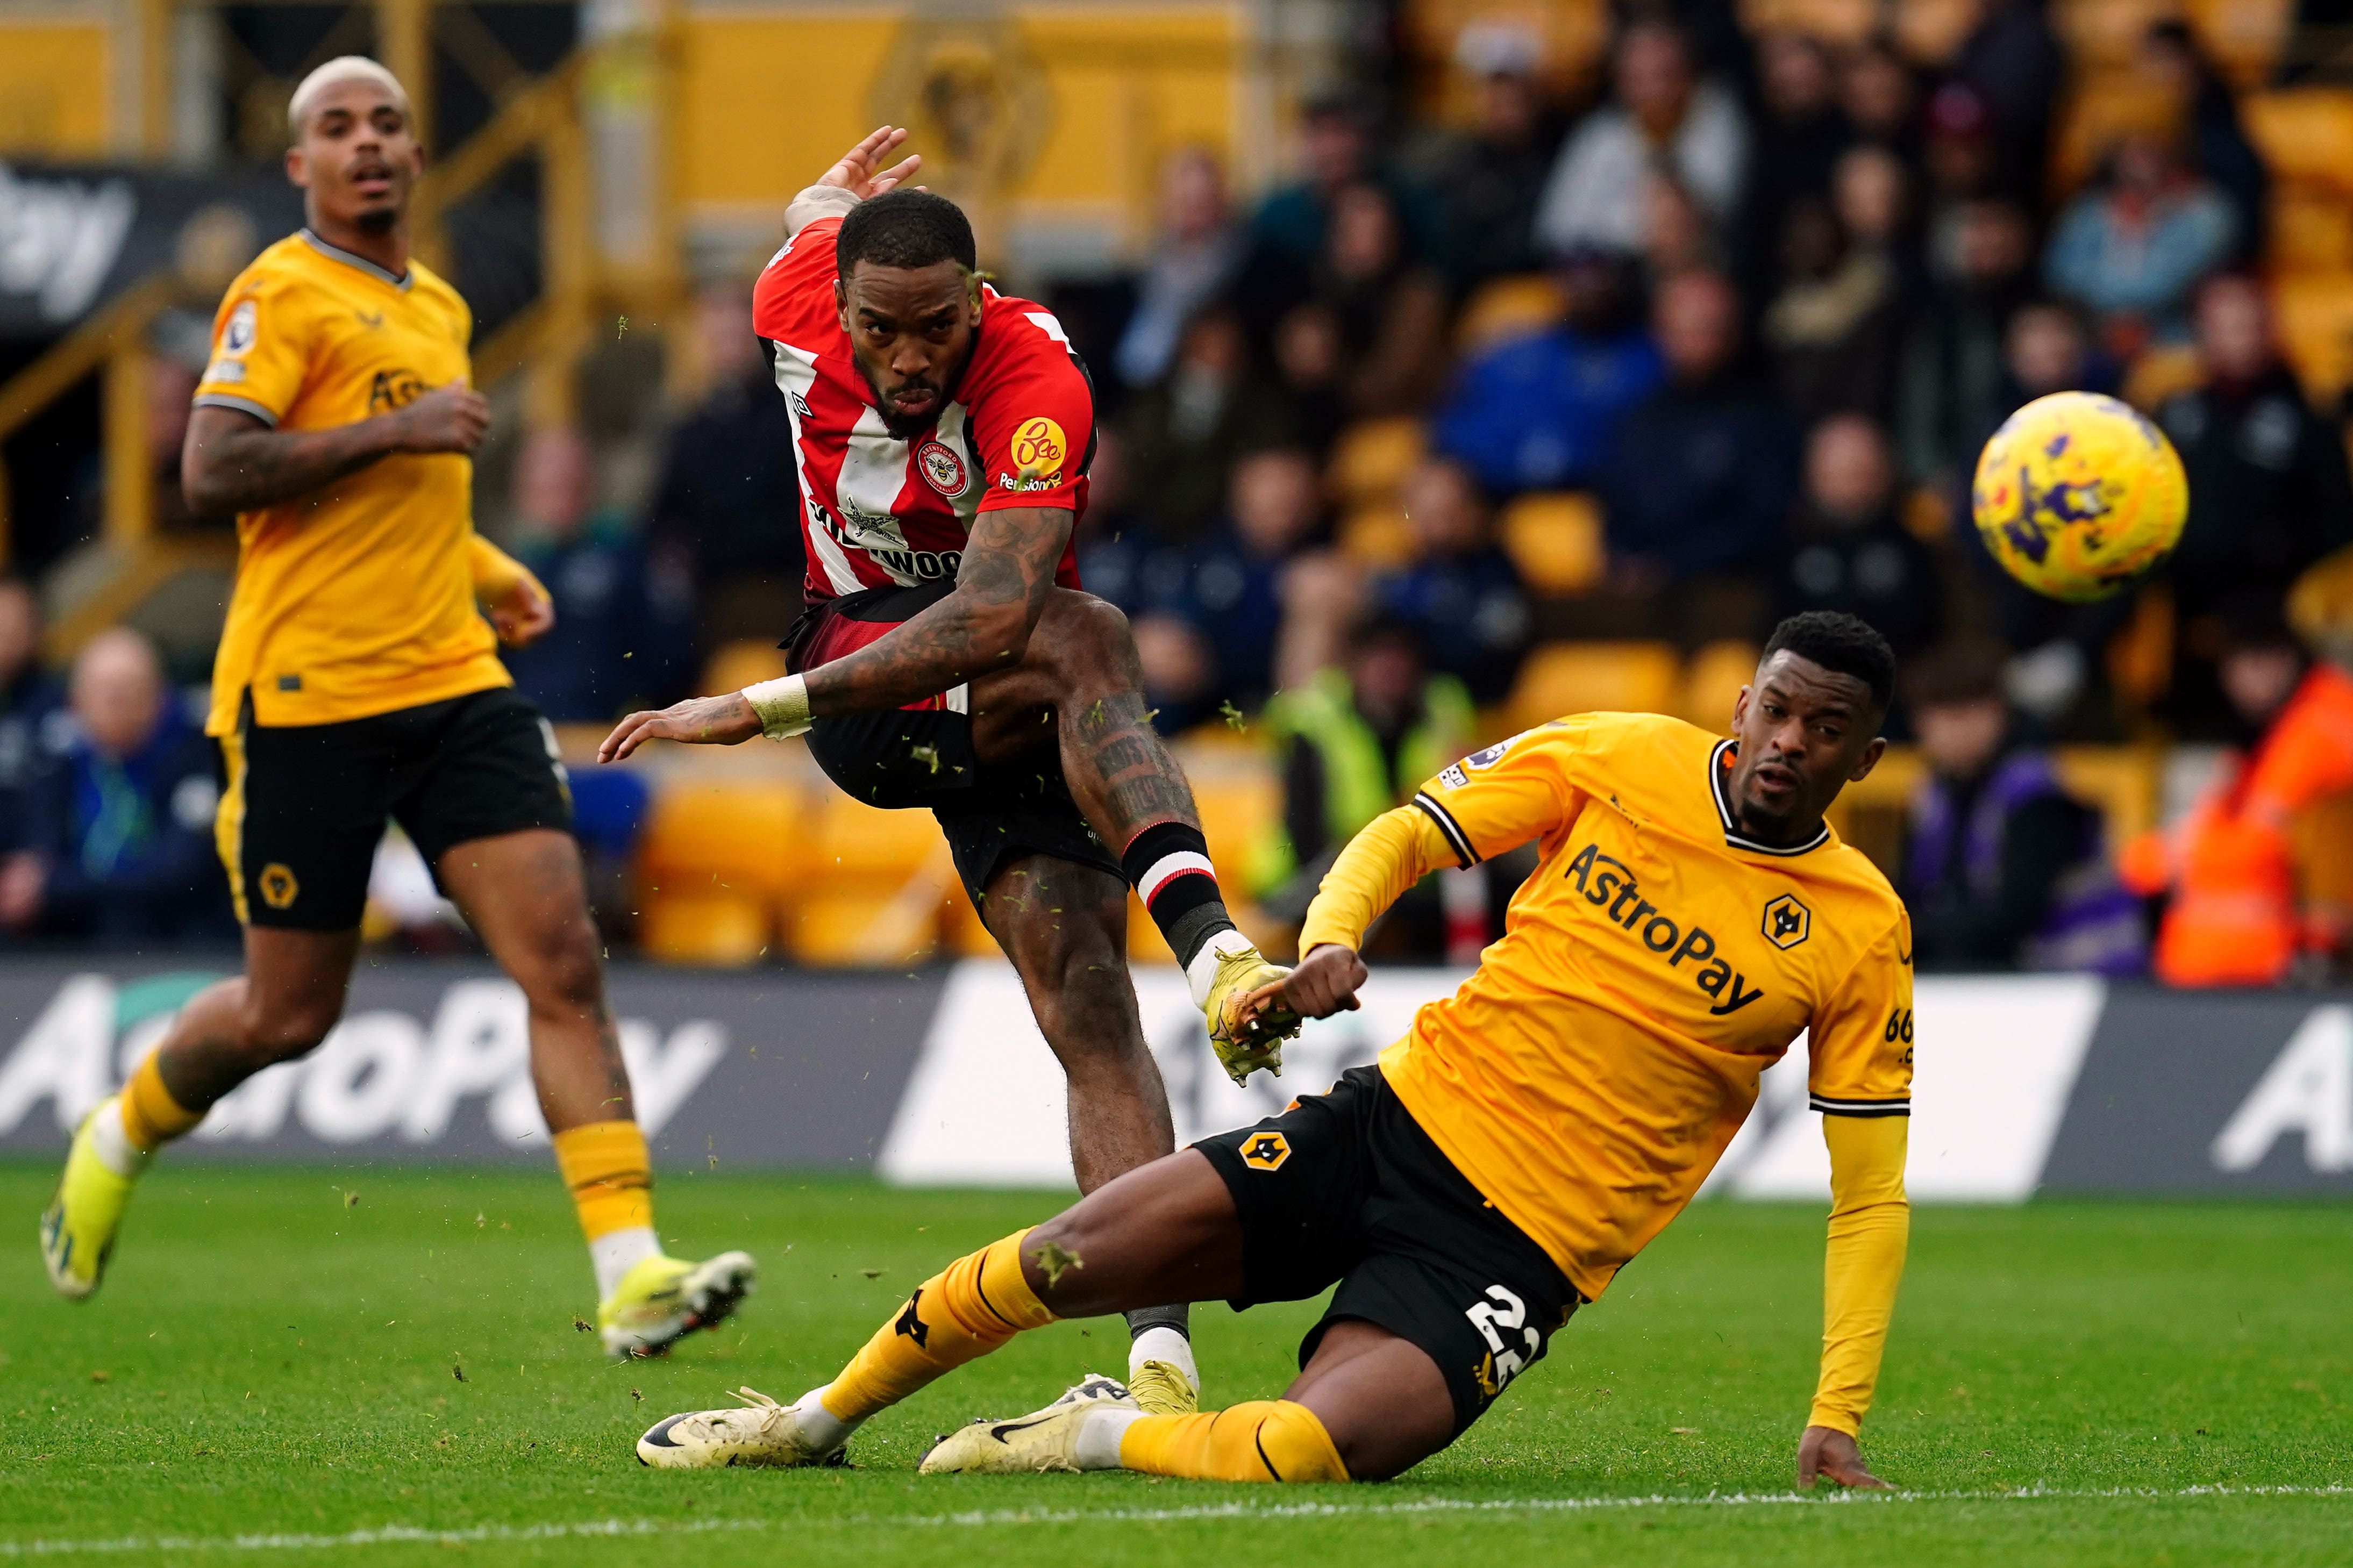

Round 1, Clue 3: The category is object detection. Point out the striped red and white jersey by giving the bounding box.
[752,215,1093,604]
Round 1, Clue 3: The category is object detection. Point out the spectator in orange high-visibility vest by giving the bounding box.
[2120,594,2353,985]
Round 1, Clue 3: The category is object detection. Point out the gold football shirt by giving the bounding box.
[1299,711,1914,1302]
[192,229,508,735]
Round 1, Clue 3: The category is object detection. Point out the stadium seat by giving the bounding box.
[2292,790,2353,912]
[1329,417,1425,509]
[2269,273,2353,406]
[1678,640,1759,733]
[2267,188,2353,275]
[1500,491,1605,596]
[807,790,945,883]
[700,638,790,696]
[2119,344,2205,412]
[1188,765,1281,870]
[1403,0,1608,114]
[2047,72,2182,198]
[2050,0,2176,70]
[2053,747,2162,849]
[1892,0,1979,65]
[2242,90,2353,195]
[2106,583,2176,713]
[1740,0,1877,46]
[787,886,943,966]
[942,882,1003,958]
[638,780,807,900]
[639,889,771,966]
[1506,641,1680,733]
[2184,0,2294,89]
[1338,503,1420,569]
[1454,274,1564,356]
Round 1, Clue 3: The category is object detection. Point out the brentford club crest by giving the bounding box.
[917,440,967,497]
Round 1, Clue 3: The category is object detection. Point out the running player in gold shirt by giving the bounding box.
[40,57,751,1356]
[631,612,1912,1486]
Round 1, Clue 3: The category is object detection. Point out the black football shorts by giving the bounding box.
[791,581,1122,904]
[1195,1064,1582,1437]
[216,684,573,930]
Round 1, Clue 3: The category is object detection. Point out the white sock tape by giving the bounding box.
[743,674,813,740]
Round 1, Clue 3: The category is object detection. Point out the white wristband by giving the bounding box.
[742,675,813,740]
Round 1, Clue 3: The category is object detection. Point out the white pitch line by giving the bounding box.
[3,1483,2346,1556]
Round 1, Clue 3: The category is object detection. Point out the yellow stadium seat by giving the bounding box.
[2292,790,2353,911]
[2290,545,2353,668]
[787,887,942,966]
[807,789,946,883]
[2119,343,2205,412]
[1455,274,1563,356]
[1338,503,1420,570]
[1127,893,1177,964]
[2185,0,2293,89]
[942,882,1003,957]
[2106,583,2175,713]
[2052,747,2162,849]
[1893,0,1979,65]
[1678,640,1759,733]
[2268,188,2353,275]
[700,638,789,696]
[2270,273,2353,406]
[1403,0,1608,114]
[1329,417,1426,508]
[2242,90,2353,195]
[1500,491,1604,596]
[1189,768,1281,868]
[639,781,806,898]
[1506,641,1680,733]
[640,889,770,966]
[2047,73,2184,198]
[1741,0,1877,45]
[2050,0,2177,70]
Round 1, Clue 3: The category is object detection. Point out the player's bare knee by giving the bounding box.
[517,929,605,1018]
[236,1001,340,1068]
[1032,593,1133,683]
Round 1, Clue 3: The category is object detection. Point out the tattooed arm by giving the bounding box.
[182,382,488,516]
[595,506,1070,761]
[804,506,1067,714]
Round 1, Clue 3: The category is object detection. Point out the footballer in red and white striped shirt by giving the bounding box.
[600,129,1311,1410]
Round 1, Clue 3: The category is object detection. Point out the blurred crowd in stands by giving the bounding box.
[5,0,2353,982]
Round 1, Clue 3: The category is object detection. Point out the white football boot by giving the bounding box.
[636,1386,849,1469]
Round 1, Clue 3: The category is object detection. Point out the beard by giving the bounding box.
[354,204,399,234]
[857,346,972,441]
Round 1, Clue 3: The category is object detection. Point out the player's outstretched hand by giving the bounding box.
[1284,943,1369,1019]
[598,693,764,762]
[1797,1424,1887,1490]
[818,126,923,201]
[395,382,490,455]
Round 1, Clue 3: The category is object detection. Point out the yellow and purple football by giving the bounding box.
[1971,390,2188,603]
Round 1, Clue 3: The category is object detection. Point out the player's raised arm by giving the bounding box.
[1796,910,1915,1490]
[783,126,923,237]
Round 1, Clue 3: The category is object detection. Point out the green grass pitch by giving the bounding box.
[1,1163,2349,1566]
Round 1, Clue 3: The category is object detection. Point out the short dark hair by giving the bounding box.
[1760,611,1897,717]
[836,190,976,281]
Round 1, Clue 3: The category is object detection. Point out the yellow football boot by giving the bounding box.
[1200,935,1302,1084]
[598,1249,757,1359]
[1126,1358,1199,1416]
[40,1102,140,1301]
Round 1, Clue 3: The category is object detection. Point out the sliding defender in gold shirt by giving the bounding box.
[40,56,752,1358]
[630,612,1911,1491]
